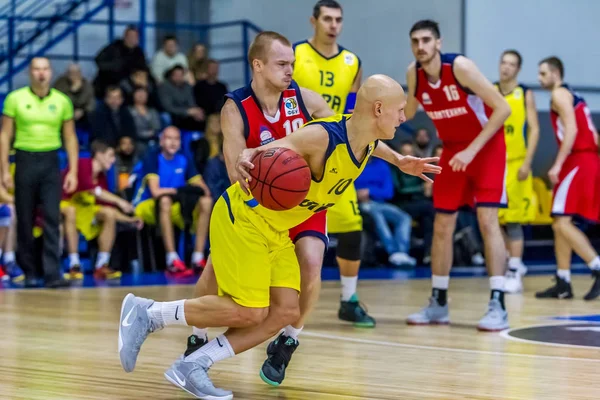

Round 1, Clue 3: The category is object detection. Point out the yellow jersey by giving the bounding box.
[293,40,361,113]
[495,83,529,161]
[237,114,376,231]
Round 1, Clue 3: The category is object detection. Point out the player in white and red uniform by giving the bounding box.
[404,20,512,331]
[536,56,600,300]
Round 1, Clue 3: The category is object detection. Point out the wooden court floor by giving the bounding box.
[1,275,600,400]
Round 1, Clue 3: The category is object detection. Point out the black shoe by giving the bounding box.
[45,278,71,289]
[535,275,573,299]
[584,270,600,301]
[338,294,376,327]
[24,278,41,288]
[260,333,299,386]
[184,334,208,357]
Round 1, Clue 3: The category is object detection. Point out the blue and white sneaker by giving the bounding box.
[165,356,233,399]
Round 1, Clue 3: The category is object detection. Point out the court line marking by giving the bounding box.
[499,322,600,350]
[302,330,600,363]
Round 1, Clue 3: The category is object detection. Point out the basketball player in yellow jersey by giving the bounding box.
[495,49,540,293]
[293,0,377,330]
[118,75,441,398]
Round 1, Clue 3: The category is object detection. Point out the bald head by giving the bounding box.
[160,125,182,157]
[356,74,405,108]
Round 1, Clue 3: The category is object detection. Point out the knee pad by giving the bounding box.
[335,230,362,261]
[505,223,523,241]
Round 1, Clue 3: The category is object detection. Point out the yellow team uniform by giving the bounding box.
[495,83,535,224]
[210,115,376,307]
[293,40,363,233]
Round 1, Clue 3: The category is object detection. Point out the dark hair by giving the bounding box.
[163,34,177,43]
[105,85,122,96]
[165,64,185,80]
[207,58,219,65]
[91,139,113,157]
[313,0,342,19]
[124,25,138,35]
[502,49,522,68]
[539,56,564,78]
[409,20,440,39]
[248,31,292,66]
[400,140,414,148]
[132,85,148,94]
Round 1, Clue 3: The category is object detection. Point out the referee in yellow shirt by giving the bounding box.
[0,57,79,288]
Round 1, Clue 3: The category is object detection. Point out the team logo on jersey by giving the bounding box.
[259,127,274,145]
[344,53,355,66]
[284,96,300,117]
[514,88,522,99]
[48,104,57,113]
[175,168,184,174]
[422,92,432,105]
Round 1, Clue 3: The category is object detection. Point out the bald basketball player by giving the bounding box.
[118,74,441,399]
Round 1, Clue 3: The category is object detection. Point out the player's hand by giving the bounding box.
[548,163,562,185]
[118,200,134,215]
[133,217,144,231]
[1,171,13,191]
[518,163,531,181]
[357,188,370,202]
[448,148,476,172]
[63,171,78,194]
[236,148,258,194]
[396,156,441,183]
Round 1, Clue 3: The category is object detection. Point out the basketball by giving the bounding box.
[248,147,311,211]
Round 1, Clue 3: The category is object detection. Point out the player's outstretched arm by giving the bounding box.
[300,88,335,119]
[373,141,441,182]
[520,89,540,180]
[548,88,577,184]
[236,124,328,194]
[404,62,420,121]
[448,56,511,171]
[221,99,248,184]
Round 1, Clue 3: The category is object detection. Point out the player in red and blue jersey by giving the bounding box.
[535,56,600,300]
[404,20,512,331]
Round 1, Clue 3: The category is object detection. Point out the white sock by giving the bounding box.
[147,300,188,326]
[69,253,80,267]
[340,275,358,301]
[95,252,111,269]
[193,326,208,341]
[432,275,449,290]
[166,252,180,265]
[557,269,571,282]
[4,251,15,264]
[192,252,204,264]
[283,325,303,340]
[587,256,600,271]
[490,276,505,291]
[185,334,235,366]
[507,257,523,271]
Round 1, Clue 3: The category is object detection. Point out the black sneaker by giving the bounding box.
[184,334,208,357]
[260,333,298,386]
[338,294,376,327]
[584,270,600,301]
[535,275,573,299]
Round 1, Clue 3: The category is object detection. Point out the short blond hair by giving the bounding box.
[247,31,291,66]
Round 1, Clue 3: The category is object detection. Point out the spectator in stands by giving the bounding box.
[355,157,416,267]
[1,57,78,288]
[120,68,161,110]
[60,140,142,280]
[194,59,228,116]
[413,128,434,158]
[203,134,227,203]
[187,43,208,83]
[159,65,205,131]
[114,136,139,200]
[393,141,435,263]
[129,86,161,155]
[53,63,95,131]
[94,25,148,98]
[0,183,20,282]
[151,35,190,84]
[204,113,222,158]
[91,85,137,147]
[133,126,213,276]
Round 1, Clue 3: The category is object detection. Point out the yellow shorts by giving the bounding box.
[135,198,198,232]
[327,183,363,233]
[60,199,102,241]
[498,158,535,224]
[210,187,300,308]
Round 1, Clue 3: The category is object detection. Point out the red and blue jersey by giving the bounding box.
[550,84,598,153]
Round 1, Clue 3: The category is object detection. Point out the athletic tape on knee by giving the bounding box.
[505,223,523,241]
[335,231,362,261]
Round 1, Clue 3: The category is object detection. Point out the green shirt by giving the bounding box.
[3,87,73,152]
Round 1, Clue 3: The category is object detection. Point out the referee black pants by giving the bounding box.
[14,150,62,281]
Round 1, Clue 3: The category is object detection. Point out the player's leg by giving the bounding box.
[2,205,20,281]
[503,222,526,292]
[536,218,574,299]
[61,204,82,279]
[93,206,121,279]
[156,196,187,274]
[191,195,213,270]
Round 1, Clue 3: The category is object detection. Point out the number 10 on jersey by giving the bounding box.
[283,118,304,135]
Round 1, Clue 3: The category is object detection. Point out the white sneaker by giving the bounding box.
[389,252,416,267]
[477,299,509,331]
[471,252,485,265]
[504,270,523,293]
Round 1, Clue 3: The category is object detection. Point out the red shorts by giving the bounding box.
[551,151,600,223]
[433,135,507,212]
[288,211,328,246]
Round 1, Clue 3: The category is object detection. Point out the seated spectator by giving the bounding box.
[187,43,208,83]
[0,183,22,282]
[60,140,142,280]
[120,68,161,110]
[203,131,227,202]
[114,136,140,200]
[129,86,161,154]
[53,63,95,131]
[393,141,435,263]
[194,59,228,116]
[204,113,222,158]
[91,85,137,147]
[133,126,213,275]
[413,128,434,158]
[94,25,148,98]
[151,35,190,84]
[159,65,205,132]
[355,157,416,267]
